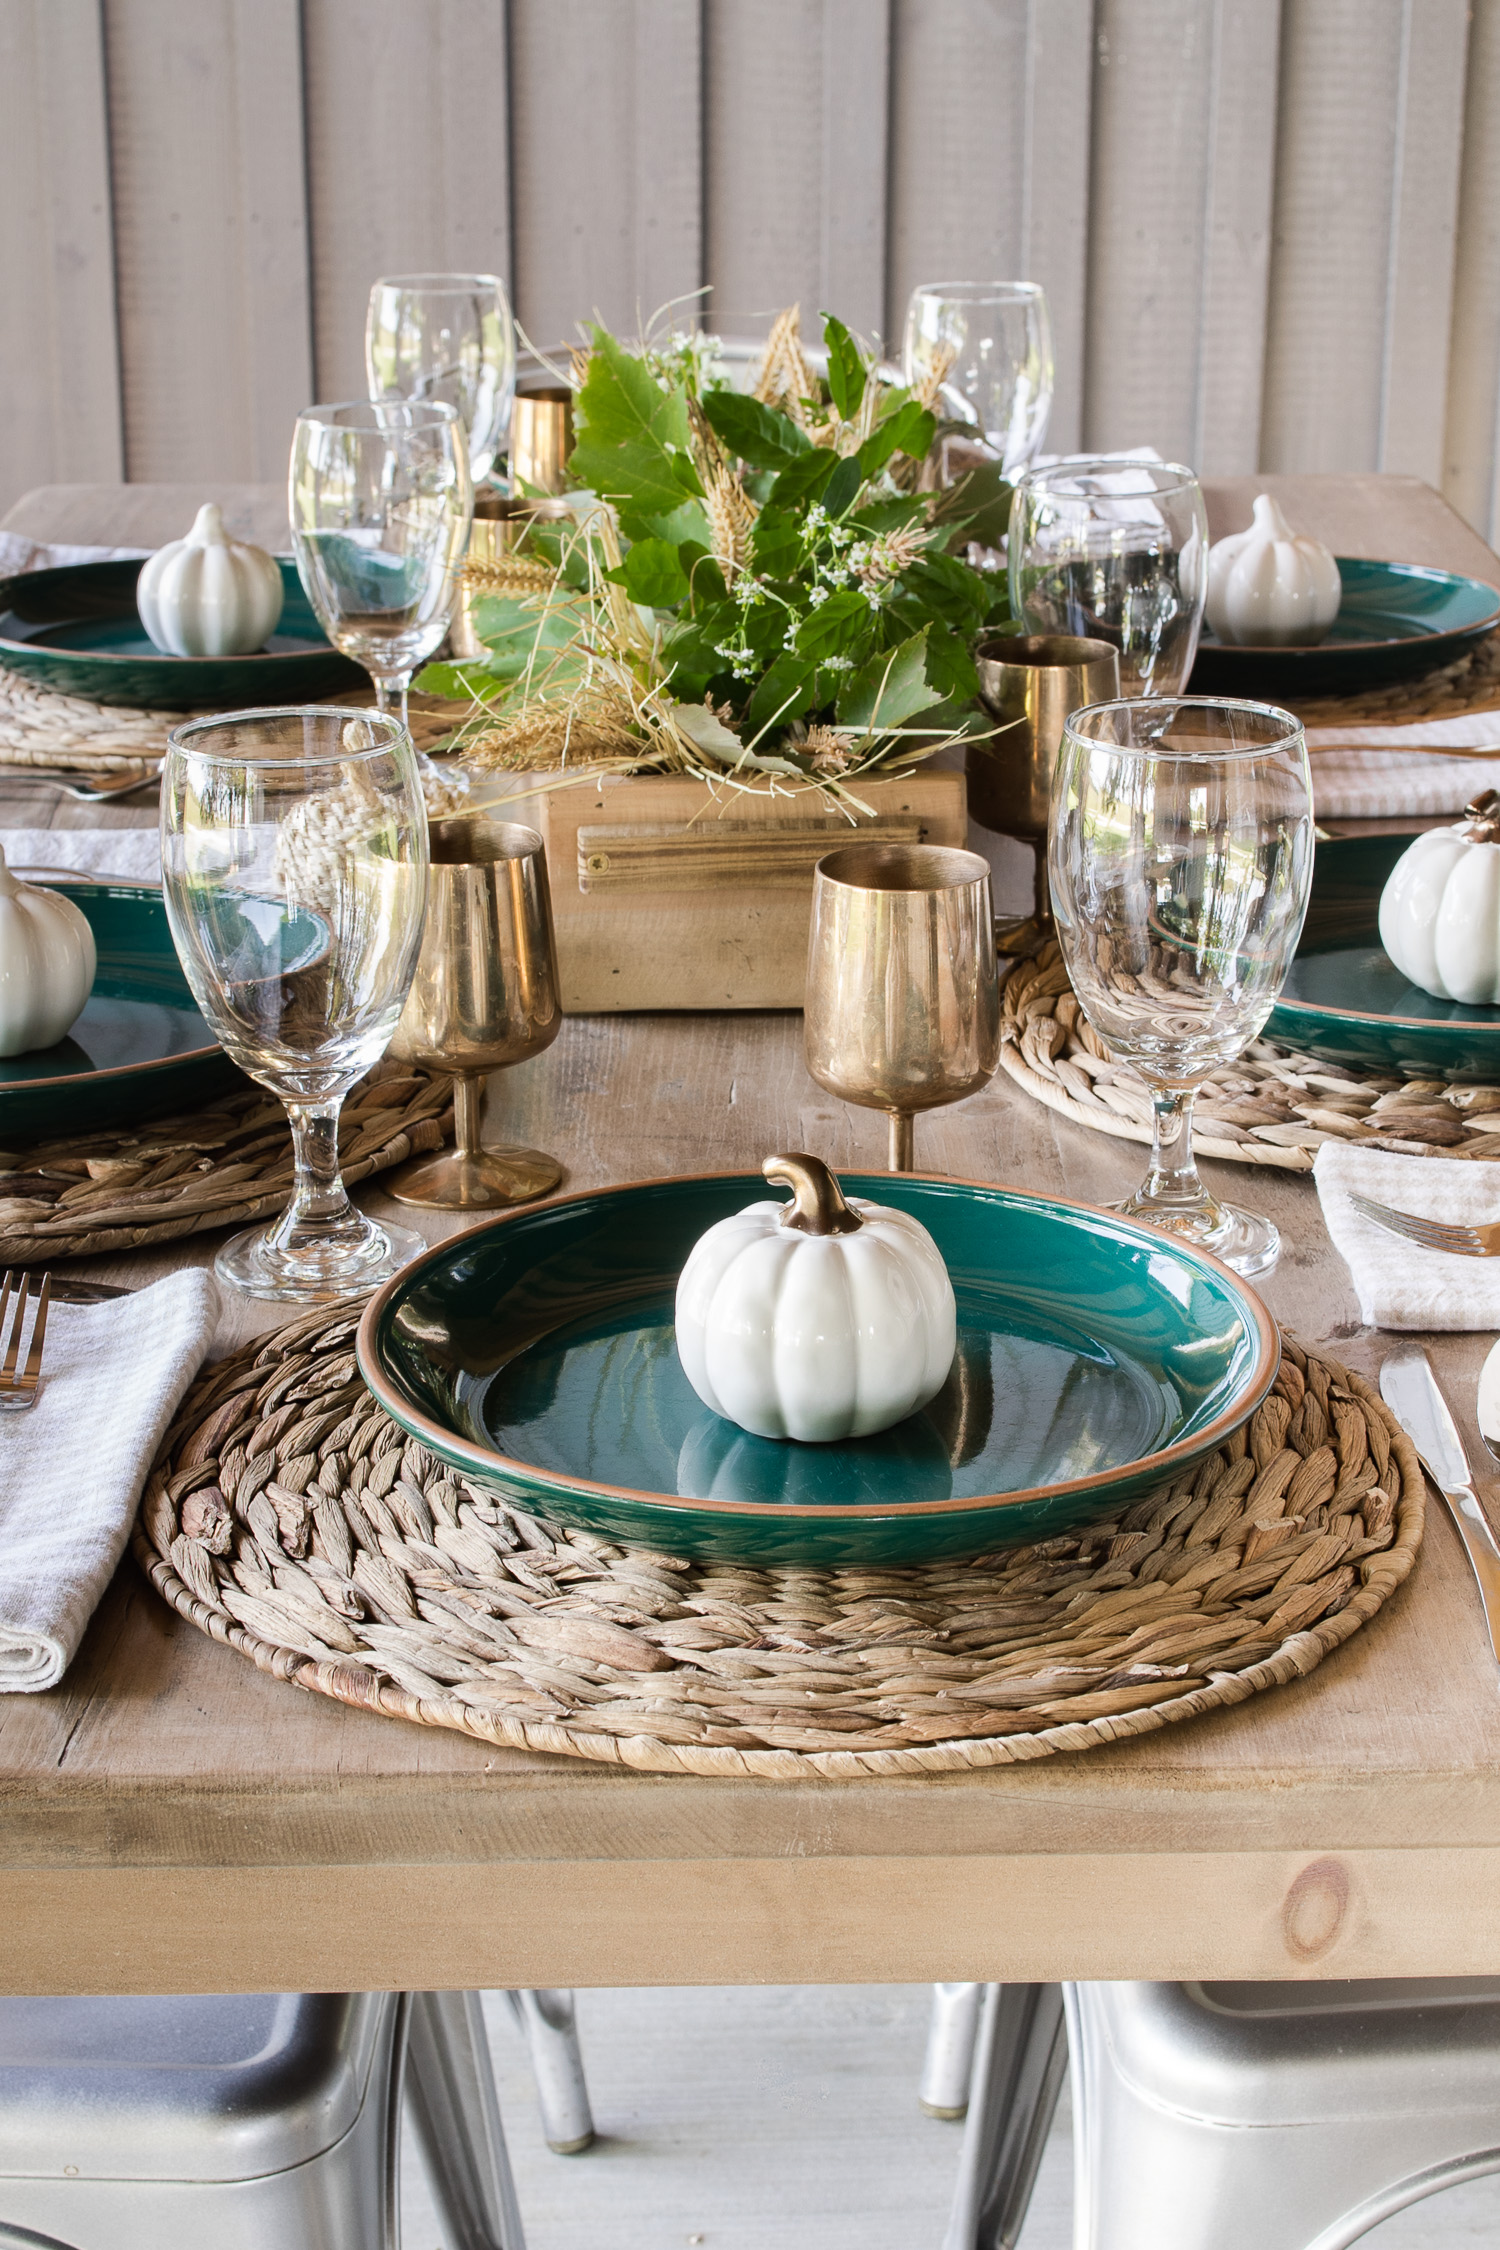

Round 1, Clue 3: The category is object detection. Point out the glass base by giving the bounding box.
[214,1212,427,1303]
[1112,1192,1281,1279]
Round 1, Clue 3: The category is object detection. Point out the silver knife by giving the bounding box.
[1381,1344,1500,1668]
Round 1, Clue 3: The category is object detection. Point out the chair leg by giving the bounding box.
[406,1990,527,2250]
[943,1984,1067,2250]
[921,1984,986,2118]
[504,1990,596,2153]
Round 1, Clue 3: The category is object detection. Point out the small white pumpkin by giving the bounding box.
[0,848,97,1056]
[1378,792,1500,1004]
[1206,493,1342,647]
[136,502,284,658]
[674,1153,957,1444]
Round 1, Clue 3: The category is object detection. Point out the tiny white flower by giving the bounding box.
[808,585,828,607]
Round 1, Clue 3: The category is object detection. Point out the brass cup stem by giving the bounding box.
[454,1073,484,1160]
[888,1113,914,1173]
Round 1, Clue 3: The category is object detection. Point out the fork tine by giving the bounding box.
[0,1275,31,1385]
[18,1274,50,1393]
[1348,1194,1485,1253]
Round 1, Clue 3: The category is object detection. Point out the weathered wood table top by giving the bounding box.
[1,475,1499,1996]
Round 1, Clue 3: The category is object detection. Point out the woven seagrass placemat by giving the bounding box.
[1288,625,1500,729]
[0,673,461,775]
[132,1305,1423,1779]
[1001,941,1500,1174]
[0,1059,452,1264]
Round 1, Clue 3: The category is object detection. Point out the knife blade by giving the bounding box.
[1380,1344,1500,1670]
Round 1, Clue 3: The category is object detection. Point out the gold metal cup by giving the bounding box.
[450,494,573,661]
[804,842,1000,1173]
[511,387,575,495]
[969,633,1121,929]
[387,818,564,1209]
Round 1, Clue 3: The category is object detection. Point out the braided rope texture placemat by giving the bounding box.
[1002,942,1500,1174]
[0,1060,451,1264]
[1288,625,1500,728]
[132,1306,1424,1779]
[0,674,460,774]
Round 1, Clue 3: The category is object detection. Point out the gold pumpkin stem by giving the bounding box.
[1465,790,1500,843]
[763,1152,863,1236]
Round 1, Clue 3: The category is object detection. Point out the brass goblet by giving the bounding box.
[970,632,1121,938]
[387,818,564,1209]
[804,843,1001,1173]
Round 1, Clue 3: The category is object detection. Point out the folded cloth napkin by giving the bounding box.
[1314,1143,1500,1330]
[1306,709,1500,819]
[0,1268,219,1690]
[0,534,149,577]
[0,828,161,883]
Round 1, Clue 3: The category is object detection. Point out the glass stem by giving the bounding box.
[1142,1086,1208,1211]
[275,1100,354,1243]
[372,671,412,732]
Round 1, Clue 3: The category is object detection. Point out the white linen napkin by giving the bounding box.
[1314,1144,1500,1330]
[0,828,162,884]
[0,1269,219,1690]
[1306,710,1500,820]
[0,534,150,577]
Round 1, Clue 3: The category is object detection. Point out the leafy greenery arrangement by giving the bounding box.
[420,307,1014,805]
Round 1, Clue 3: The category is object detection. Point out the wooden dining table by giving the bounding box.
[1,473,1499,1998]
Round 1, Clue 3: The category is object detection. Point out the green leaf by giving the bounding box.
[821,313,867,423]
[701,390,812,470]
[606,537,690,609]
[569,327,702,528]
[930,455,1014,549]
[823,455,864,517]
[768,448,838,510]
[678,542,728,609]
[639,499,712,548]
[415,660,488,700]
[746,651,818,736]
[921,623,980,704]
[856,400,936,480]
[838,629,936,733]
[569,434,701,529]
[750,504,803,578]
[794,587,870,659]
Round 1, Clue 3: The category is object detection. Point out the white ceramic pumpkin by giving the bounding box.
[136,502,284,658]
[1378,793,1500,1004]
[674,1153,957,1443]
[1205,492,1341,647]
[0,848,97,1056]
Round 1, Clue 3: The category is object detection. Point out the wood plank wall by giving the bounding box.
[4,0,1500,545]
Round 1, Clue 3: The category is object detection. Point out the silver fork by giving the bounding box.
[1347,1190,1500,1258]
[0,1272,52,1411]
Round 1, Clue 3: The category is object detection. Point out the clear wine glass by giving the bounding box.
[1048,697,1314,1277]
[902,281,1054,478]
[161,706,430,1302]
[1010,458,1209,695]
[289,399,473,728]
[365,272,517,485]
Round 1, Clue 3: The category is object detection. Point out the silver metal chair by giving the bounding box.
[504,1988,596,2152]
[948,1976,1500,2250]
[0,1987,523,2250]
[1065,1976,1500,2250]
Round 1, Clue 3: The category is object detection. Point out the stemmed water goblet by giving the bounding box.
[365,273,517,486]
[289,400,473,730]
[902,281,1054,480]
[1048,697,1314,1277]
[160,706,430,1302]
[1010,459,1209,696]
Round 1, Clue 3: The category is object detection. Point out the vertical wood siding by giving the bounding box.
[2,0,1498,546]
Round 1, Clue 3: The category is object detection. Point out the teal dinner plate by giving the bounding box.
[1265,831,1500,1081]
[0,559,364,710]
[1189,559,1500,699]
[0,881,239,1142]
[357,1173,1279,1567]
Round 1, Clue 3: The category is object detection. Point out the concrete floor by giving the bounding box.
[400,1985,1500,2250]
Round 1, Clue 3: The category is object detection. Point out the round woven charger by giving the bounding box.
[0,673,462,774]
[133,1305,1424,1780]
[1001,941,1500,1174]
[0,1059,452,1264]
[1288,623,1500,729]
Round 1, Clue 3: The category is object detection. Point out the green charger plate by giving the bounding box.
[0,880,239,1141]
[1264,831,1500,1081]
[0,559,364,710]
[357,1172,1279,1567]
[1189,558,1500,699]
